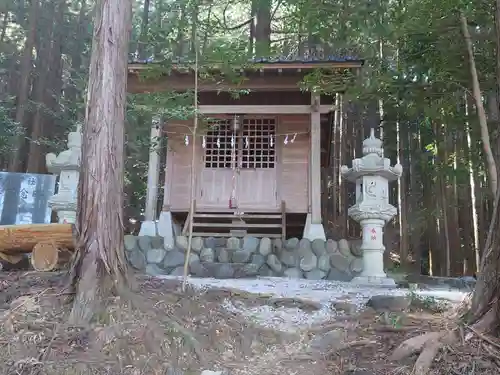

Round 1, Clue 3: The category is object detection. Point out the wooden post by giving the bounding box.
[144,123,162,221]
[310,94,322,224]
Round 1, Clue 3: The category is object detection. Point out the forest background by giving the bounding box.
[0,0,498,278]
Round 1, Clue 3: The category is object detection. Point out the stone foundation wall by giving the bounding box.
[124,235,363,280]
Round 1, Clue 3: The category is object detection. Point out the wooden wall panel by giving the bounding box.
[279,115,310,213]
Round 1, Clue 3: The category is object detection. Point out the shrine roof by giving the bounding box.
[129,55,364,67]
[127,56,364,93]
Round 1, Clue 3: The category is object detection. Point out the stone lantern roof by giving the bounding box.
[340,128,402,182]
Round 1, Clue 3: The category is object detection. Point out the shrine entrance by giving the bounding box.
[198,117,278,211]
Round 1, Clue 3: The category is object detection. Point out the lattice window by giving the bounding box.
[242,118,276,169]
[204,119,234,168]
[203,118,276,169]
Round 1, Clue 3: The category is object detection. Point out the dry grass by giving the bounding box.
[0,272,497,375]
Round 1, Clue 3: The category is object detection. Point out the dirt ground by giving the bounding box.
[0,272,497,375]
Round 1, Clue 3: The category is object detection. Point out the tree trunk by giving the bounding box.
[42,0,66,158]
[189,2,199,56]
[26,1,56,173]
[465,7,500,332]
[467,184,500,333]
[66,0,87,121]
[460,13,497,196]
[153,0,164,59]
[137,0,150,60]
[9,0,39,172]
[69,0,133,325]
[175,3,187,57]
[254,0,271,57]
[249,0,256,57]
[0,12,8,43]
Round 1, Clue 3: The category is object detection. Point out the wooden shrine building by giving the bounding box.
[127,58,364,241]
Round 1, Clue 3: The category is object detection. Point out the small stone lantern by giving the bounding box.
[340,128,402,286]
[46,127,82,224]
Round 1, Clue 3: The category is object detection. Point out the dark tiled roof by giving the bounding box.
[128,56,364,65]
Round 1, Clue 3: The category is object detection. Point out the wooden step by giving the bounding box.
[192,232,282,238]
[192,222,282,228]
[193,213,282,219]
[184,200,287,240]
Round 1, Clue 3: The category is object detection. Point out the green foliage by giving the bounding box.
[0,97,23,155]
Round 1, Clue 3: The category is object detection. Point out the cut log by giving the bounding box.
[0,223,75,253]
[31,241,72,271]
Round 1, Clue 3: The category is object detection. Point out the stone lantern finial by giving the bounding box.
[362,128,383,157]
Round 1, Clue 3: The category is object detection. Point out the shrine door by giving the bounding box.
[198,118,278,210]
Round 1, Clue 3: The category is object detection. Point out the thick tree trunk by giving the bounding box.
[69,0,133,325]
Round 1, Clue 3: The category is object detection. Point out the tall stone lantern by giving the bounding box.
[45,127,81,224]
[340,129,402,286]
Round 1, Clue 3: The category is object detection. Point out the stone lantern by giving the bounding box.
[340,128,402,286]
[45,127,81,224]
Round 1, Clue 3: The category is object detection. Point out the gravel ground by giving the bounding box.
[156,275,468,331]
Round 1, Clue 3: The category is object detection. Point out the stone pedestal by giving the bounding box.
[46,129,81,224]
[341,129,402,286]
[303,213,326,241]
[157,211,176,250]
[139,220,158,237]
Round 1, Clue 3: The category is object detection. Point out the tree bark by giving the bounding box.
[467,184,500,333]
[137,0,150,60]
[66,0,87,121]
[69,0,133,325]
[465,7,500,332]
[0,12,8,43]
[9,0,39,172]
[26,1,56,173]
[460,13,497,196]
[254,0,271,57]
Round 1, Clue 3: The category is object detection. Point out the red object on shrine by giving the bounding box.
[229,197,236,209]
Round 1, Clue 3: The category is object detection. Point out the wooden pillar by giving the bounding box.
[144,124,162,221]
[162,136,171,211]
[310,94,322,224]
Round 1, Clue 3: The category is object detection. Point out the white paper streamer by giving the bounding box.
[184,135,189,145]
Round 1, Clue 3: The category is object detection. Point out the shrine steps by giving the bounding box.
[181,201,286,240]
